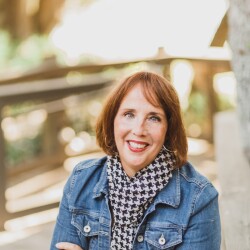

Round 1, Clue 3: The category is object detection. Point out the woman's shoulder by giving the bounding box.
[67,156,108,187]
[64,156,108,197]
[73,156,108,172]
[179,161,217,191]
[178,162,219,213]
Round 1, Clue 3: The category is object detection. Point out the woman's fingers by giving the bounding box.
[55,242,83,250]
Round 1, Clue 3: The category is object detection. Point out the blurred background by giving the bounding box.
[0,0,249,249]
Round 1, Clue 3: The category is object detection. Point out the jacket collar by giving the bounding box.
[93,157,109,198]
[149,168,180,208]
[93,158,181,208]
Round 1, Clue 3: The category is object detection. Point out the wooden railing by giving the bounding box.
[0,71,115,230]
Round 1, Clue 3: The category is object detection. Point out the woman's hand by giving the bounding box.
[55,242,84,250]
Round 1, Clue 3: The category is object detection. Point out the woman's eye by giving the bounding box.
[149,116,161,122]
[124,112,134,119]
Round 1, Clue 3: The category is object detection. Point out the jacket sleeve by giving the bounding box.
[50,168,84,250]
[177,184,221,250]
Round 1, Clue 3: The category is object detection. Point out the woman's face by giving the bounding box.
[114,84,168,177]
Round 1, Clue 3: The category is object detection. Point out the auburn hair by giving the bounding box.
[96,71,188,168]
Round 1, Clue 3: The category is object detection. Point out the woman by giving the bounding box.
[51,71,221,250]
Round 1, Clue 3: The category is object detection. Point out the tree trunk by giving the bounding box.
[0,0,65,40]
[228,0,250,163]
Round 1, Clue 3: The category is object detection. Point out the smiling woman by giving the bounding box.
[50,71,221,250]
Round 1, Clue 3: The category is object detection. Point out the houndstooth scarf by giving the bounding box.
[107,147,176,250]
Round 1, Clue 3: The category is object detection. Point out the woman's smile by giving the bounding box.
[127,140,149,152]
[114,83,168,177]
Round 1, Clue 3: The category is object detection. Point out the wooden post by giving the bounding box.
[192,62,218,142]
[0,104,8,231]
[162,64,171,81]
[42,110,67,160]
[204,69,218,143]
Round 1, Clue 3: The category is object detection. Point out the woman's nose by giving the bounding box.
[132,119,147,136]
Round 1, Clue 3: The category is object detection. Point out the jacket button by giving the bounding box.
[83,224,91,233]
[158,234,166,245]
[137,235,144,242]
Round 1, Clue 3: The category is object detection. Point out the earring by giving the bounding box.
[163,144,174,152]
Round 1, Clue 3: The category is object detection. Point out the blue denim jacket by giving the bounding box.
[50,157,221,250]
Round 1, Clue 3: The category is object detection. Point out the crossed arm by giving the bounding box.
[55,242,83,250]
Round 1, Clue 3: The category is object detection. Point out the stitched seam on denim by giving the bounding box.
[69,167,79,196]
[65,167,77,200]
[67,158,103,198]
[69,208,100,217]
[176,168,181,204]
[75,158,102,171]
[93,163,108,196]
[145,226,183,249]
[179,171,208,188]
[190,183,211,216]
[146,222,184,229]
[57,218,79,236]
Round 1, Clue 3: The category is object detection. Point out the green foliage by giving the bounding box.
[217,94,235,111]
[0,30,54,74]
[14,34,54,68]
[5,134,42,167]
[182,90,209,138]
[184,91,207,122]
[0,31,14,67]
[3,101,42,117]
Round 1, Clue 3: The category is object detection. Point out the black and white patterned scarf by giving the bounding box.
[107,147,176,250]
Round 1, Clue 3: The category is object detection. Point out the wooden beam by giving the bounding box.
[7,202,60,220]
[210,14,228,47]
[0,76,114,104]
[0,54,231,85]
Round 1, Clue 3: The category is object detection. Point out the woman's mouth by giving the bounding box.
[127,141,149,152]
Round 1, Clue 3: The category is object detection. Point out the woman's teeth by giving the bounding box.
[129,142,147,149]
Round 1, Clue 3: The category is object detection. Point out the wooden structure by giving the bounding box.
[210,13,228,47]
[0,72,115,230]
[0,53,230,230]
[0,0,65,39]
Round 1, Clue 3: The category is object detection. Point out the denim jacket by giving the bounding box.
[50,157,221,250]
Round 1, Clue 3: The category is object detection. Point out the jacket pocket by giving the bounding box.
[144,222,183,249]
[71,210,100,250]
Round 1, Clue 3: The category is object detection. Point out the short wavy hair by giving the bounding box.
[96,71,188,168]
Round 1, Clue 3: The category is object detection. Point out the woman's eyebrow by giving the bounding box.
[148,111,165,116]
[119,108,165,116]
[119,108,135,111]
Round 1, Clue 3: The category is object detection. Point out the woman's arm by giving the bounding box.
[177,184,221,250]
[50,170,84,250]
[56,242,83,250]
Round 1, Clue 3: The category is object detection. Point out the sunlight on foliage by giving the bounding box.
[0,30,55,75]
